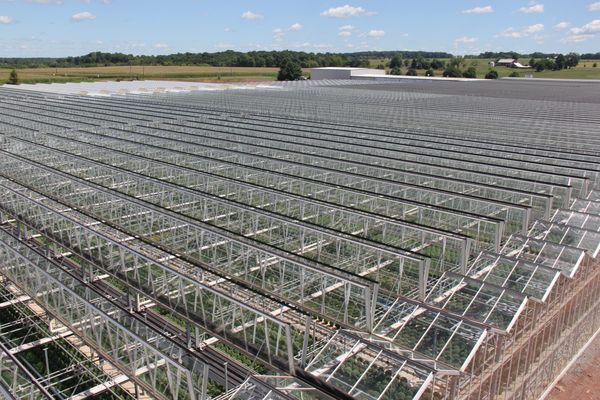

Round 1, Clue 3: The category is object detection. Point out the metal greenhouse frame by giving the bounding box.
[0,77,599,400]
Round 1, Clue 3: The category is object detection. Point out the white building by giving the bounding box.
[496,58,517,67]
[310,67,386,80]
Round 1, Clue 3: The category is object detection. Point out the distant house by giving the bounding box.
[496,58,518,67]
[495,58,531,69]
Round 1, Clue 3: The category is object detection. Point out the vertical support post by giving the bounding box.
[186,322,192,349]
[200,363,209,400]
[543,197,552,221]
[43,347,49,376]
[224,361,229,392]
[461,238,472,275]
[563,187,572,209]
[301,315,311,367]
[195,326,201,348]
[520,209,530,236]
[285,325,295,374]
[495,221,504,253]
[135,293,141,312]
[419,259,430,301]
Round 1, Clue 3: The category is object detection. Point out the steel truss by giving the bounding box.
[0,229,203,400]
[0,179,303,372]
[0,80,599,400]
[7,133,473,274]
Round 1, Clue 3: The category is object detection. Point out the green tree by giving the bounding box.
[462,67,477,79]
[389,53,403,69]
[7,69,19,85]
[443,66,462,78]
[237,54,255,67]
[277,60,303,81]
[508,71,520,77]
[448,56,465,69]
[431,59,445,69]
[565,53,580,69]
[535,62,544,72]
[484,70,499,79]
[554,54,566,70]
[406,68,417,76]
[425,69,434,77]
[412,55,427,69]
[535,58,555,72]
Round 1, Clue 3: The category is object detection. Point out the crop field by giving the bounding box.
[0,78,599,400]
[0,65,295,84]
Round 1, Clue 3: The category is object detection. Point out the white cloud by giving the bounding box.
[112,41,146,52]
[562,34,595,42]
[339,31,352,37]
[320,5,376,17]
[554,21,570,29]
[289,22,303,31]
[517,3,544,13]
[0,15,13,24]
[26,0,64,4]
[214,43,236,49]
[291,42,333,50]
[71,11,96,21]
[31,0,105,4]
[589,2,600,11]
[499,23,544,38]
[454,36,478,45]
[241,11,263,20]
[272,23,303,41]
[462,5,493,14]
[570,19,600,34]
[339,24,354,31]
[153,43,168,49]
[367,29,385,38]
[273,28,284,40]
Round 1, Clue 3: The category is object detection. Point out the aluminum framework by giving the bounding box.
[0,77,599,400]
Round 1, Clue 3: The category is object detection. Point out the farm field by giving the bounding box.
[368,58,600,79]
[1,59,599,85]
[0,65,301,84]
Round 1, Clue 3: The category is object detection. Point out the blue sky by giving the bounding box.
[0,1,599,57]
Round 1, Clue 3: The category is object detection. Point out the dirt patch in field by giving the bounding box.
[547,333,600,400]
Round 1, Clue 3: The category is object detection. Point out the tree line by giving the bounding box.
[0,50,592,71]
[528,53,580,71]
[0,50,452,69]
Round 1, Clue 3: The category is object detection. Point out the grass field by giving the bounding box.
[0,65,289,84]
[369,58,600,79]
[384,58,600,79]
[1,60,599,84]
[462,58,600,79]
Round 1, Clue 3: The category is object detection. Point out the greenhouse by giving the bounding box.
[0,78,599,399]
